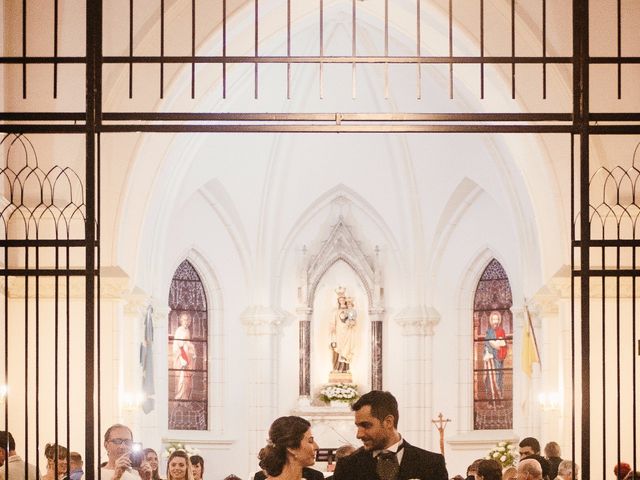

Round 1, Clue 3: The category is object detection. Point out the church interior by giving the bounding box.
[1,0,639,478]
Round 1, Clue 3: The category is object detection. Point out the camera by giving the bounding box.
[129,442,144,468]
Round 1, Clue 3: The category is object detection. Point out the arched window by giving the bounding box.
[168,260,208,430]
[473,259,513,430]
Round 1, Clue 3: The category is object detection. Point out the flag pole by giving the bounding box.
[524,302,542,369]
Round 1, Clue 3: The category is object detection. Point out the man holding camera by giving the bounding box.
[102,424,151,480]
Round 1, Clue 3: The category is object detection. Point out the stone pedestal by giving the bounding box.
[328,371,353,384]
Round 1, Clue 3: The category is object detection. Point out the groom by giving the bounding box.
[333,390,448,480]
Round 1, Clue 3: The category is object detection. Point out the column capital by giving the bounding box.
[395,305,441,336]
[241,305,286,335]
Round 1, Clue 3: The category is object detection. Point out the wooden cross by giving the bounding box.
[431,412,451,456]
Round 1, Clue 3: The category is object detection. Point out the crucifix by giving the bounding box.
[431,412,451,456]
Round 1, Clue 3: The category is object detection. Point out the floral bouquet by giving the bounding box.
[163,442,200,459]
[319,383,359,404]
[485,441,517,468]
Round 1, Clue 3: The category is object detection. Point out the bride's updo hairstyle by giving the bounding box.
[258,416,311,477]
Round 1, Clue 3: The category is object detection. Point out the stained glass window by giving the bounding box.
[168,260,208,430]
[473,259,513,430]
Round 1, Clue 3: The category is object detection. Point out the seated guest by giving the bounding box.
[519,438,550,480]
[189,456,203,480]
[101,424,151,480]
[476,460,502,480]
[255,416,319,480]
[43,444,68,480]
[166,451,192,480]
[0,431,40,480]
[222,476,241,480]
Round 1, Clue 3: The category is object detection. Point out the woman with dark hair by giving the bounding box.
[477,460,502,480]
[166,451,193,480]
[189,455,204,480]
[258,416,318,479]
[143,448,163,480]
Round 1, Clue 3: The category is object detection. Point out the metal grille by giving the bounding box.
[0,0,638,478]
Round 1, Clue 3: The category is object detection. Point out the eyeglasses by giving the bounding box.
[109,439,133,446]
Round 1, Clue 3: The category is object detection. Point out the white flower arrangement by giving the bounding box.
[485,441,517,468]
[163,442,200,459]
[319,383,359,403]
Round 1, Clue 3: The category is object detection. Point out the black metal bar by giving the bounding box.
[129,0,134,99]
[0,113,86,121]
[575,2,590,479]
[54,0,59,98]
[542,0,546,99]
[102,112,573,122]
[286,0,291,99]
[86,0,100,474]
[22,0,27,99]
[97,124,574,134]
[416,0,421,99]
[617,0,621,99]
[352,0,356,98]
[222,0,226,98]
[319,0,324,99]
[160,0,164,98]
[191,0,196,99]
[480,0,484,99]
[0,240,97,247]
[511,0,515,99]
[97,54,577,64]
[448,0,453,99]
[384,0,388,99]
[254,0,259,99]
[2,54,635,66]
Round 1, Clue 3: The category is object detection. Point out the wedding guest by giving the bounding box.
[502,466,517,480]
[518,438,550,480]
[517,459,542,480]
[143,449,162,480]
[67,452,83,480]
[43,444,68,480]
[101,424,151,480]
[477,460,502,480]
[615,463,632,480]
[543,442,562,480]
[257,416,319,480]
[333,390,448,480]
[467,459,484,480]
[554,460,578,480]
[0,431,40,480]
[166,451,193,480]
[189,456,203,480]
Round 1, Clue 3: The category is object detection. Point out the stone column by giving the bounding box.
[121,295,147,431]
[369,307,384,390]
[241,306,283,474]
[396,306,440,450]
[297,307,312,402]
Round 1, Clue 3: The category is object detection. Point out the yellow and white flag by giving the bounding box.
[521,307,540,377]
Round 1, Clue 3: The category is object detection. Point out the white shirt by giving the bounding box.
[373,436,405,465]
[0,455,40,480]
[100,468,141,480]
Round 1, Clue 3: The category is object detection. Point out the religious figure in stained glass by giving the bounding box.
[473,259,513,430]
[172,313,196,400]
[167,260,208,431]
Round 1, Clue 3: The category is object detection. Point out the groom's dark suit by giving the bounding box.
[332,441,448,480]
